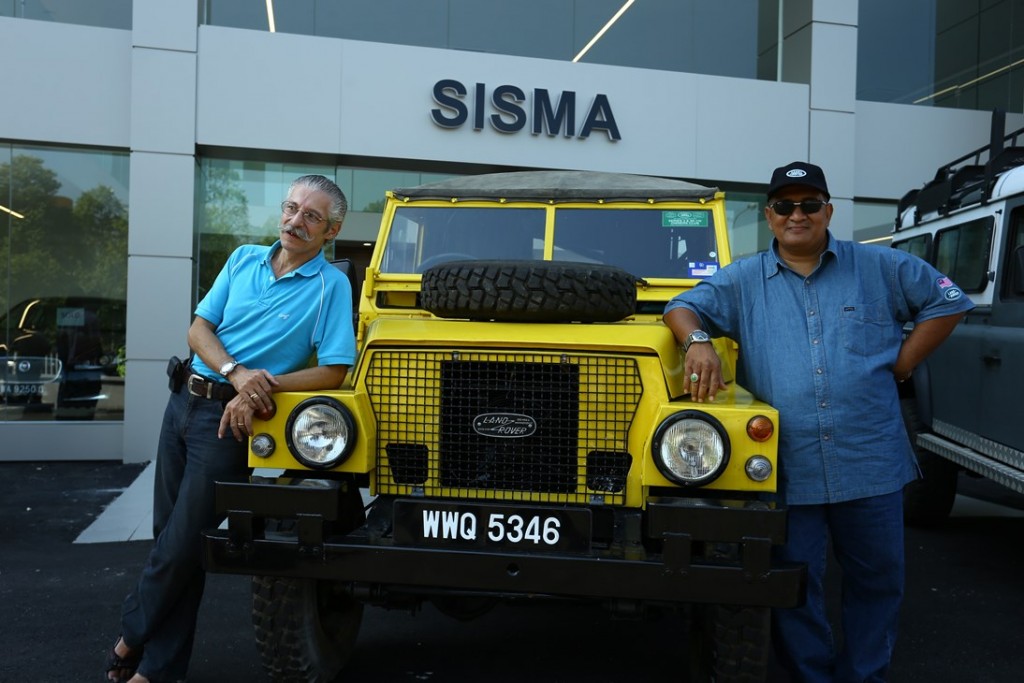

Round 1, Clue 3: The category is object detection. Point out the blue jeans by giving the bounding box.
[773,491,905,683]
[120,387,247,681]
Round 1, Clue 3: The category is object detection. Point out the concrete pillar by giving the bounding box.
[122,1,200,462]
[781,0,859,239]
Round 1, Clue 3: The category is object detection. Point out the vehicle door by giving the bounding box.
[977,201,1024,451]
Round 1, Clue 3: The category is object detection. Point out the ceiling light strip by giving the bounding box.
[572,0,635,63]
[266,0,276,33]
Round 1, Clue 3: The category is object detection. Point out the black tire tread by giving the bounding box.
[420,260,637,323]
[251,483,366,682]
[705,604,771,682]
[252,576,362,683]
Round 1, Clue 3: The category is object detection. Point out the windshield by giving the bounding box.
[553,208,719,278]
[381,207,546,274]
[380,205,719,279]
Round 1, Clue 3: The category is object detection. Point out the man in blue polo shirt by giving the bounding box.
[663,161,973,682]
[106,175,356,683]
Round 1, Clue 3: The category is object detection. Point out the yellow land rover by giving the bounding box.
[202,171,805,682]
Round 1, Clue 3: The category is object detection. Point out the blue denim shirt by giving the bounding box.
[664,233,975,504]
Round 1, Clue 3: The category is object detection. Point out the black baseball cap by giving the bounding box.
[767,161,830,200]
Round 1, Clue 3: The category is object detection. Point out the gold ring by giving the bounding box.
[236,422,244,426]
[249,393,259,400]
[690,373,699,383]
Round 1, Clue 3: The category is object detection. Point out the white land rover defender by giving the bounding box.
[893,111,1024,524]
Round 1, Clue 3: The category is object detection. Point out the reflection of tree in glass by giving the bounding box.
[0,153,129,406]
[0,156,127,292]
[363,198,386,214]
[73,185,128,299]
[259,213,281,236]
[197,165,250,300]
[0,155,64,314]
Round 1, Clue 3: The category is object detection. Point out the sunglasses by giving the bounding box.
[768,199,829,216]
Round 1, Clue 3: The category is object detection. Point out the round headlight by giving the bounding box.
[653,412,729,486]
[285,398,356,469]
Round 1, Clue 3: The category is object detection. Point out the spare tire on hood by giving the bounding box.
[420,260,638,323]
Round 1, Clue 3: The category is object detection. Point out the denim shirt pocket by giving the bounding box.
[840,303,897,356]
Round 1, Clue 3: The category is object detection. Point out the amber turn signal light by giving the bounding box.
[746,415,774,442]
[255,399,277,422]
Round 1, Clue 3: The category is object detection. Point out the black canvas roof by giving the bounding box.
[392,170,719,203]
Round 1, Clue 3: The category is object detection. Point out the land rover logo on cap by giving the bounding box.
[472,413,537,438]
[786,169,808,178]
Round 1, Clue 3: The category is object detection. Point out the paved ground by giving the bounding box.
[0,461,264,683]
[2,460,1023,682]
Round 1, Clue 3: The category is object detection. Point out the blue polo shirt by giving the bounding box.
[664,232,975,505]
[191,242,356,380]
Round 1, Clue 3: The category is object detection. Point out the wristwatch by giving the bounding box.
[218,359,239,377]
[683,329,711,352]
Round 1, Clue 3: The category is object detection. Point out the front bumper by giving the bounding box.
[201,476,806,608]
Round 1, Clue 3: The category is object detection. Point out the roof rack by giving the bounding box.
[896,109,1024,229]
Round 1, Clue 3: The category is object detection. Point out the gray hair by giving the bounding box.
[290,175,348,225]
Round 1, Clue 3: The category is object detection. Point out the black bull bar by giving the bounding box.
[201,477,806,608]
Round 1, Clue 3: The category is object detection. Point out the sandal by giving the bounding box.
[104,636,142,683]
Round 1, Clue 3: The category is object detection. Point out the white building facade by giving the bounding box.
[2,0,1022,462]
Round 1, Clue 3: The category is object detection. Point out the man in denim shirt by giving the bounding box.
[664,162,973,682]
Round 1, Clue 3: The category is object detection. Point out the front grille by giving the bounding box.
[365,351,642,504]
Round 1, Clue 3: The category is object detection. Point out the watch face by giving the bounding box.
[691,331,710,342]
[220,361,236,375]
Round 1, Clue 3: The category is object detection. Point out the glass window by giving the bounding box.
[554,207,719,279]
[381,206,545,274]
[197,159,460,295]
[723,191,769,259]
[853,201,898,244]
[1002,206,1024,299]
[196,160,335,301]
[0,0,131,29]
[893,234,933,261]
[204,0,777,81]
[0,144,129,422]
[934,216,993,292]
[858,0,1024,114]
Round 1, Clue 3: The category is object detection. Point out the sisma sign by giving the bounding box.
[430,79,621,141]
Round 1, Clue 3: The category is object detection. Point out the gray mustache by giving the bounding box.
[281,226,315,242]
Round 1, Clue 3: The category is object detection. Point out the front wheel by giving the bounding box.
[252,576,363,683]
[689,604,771,683]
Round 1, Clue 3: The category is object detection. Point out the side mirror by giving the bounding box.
[330,258,361,331]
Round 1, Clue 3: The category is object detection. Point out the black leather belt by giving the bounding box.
[186,373,237,401]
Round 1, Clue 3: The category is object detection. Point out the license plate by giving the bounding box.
[393,500,591,553]
[2,383,42,396]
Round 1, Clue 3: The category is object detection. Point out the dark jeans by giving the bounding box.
[120,387,247,681]
[772,491,905,683]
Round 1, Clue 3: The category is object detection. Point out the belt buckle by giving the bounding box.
[187,374,213,399]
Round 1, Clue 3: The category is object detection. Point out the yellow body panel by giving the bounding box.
[250,388,376,474]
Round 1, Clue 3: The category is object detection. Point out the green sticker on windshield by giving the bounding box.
[662,210,709,228]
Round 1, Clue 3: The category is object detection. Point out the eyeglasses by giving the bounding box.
[768,199,828,216]
[281,201,328,225]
